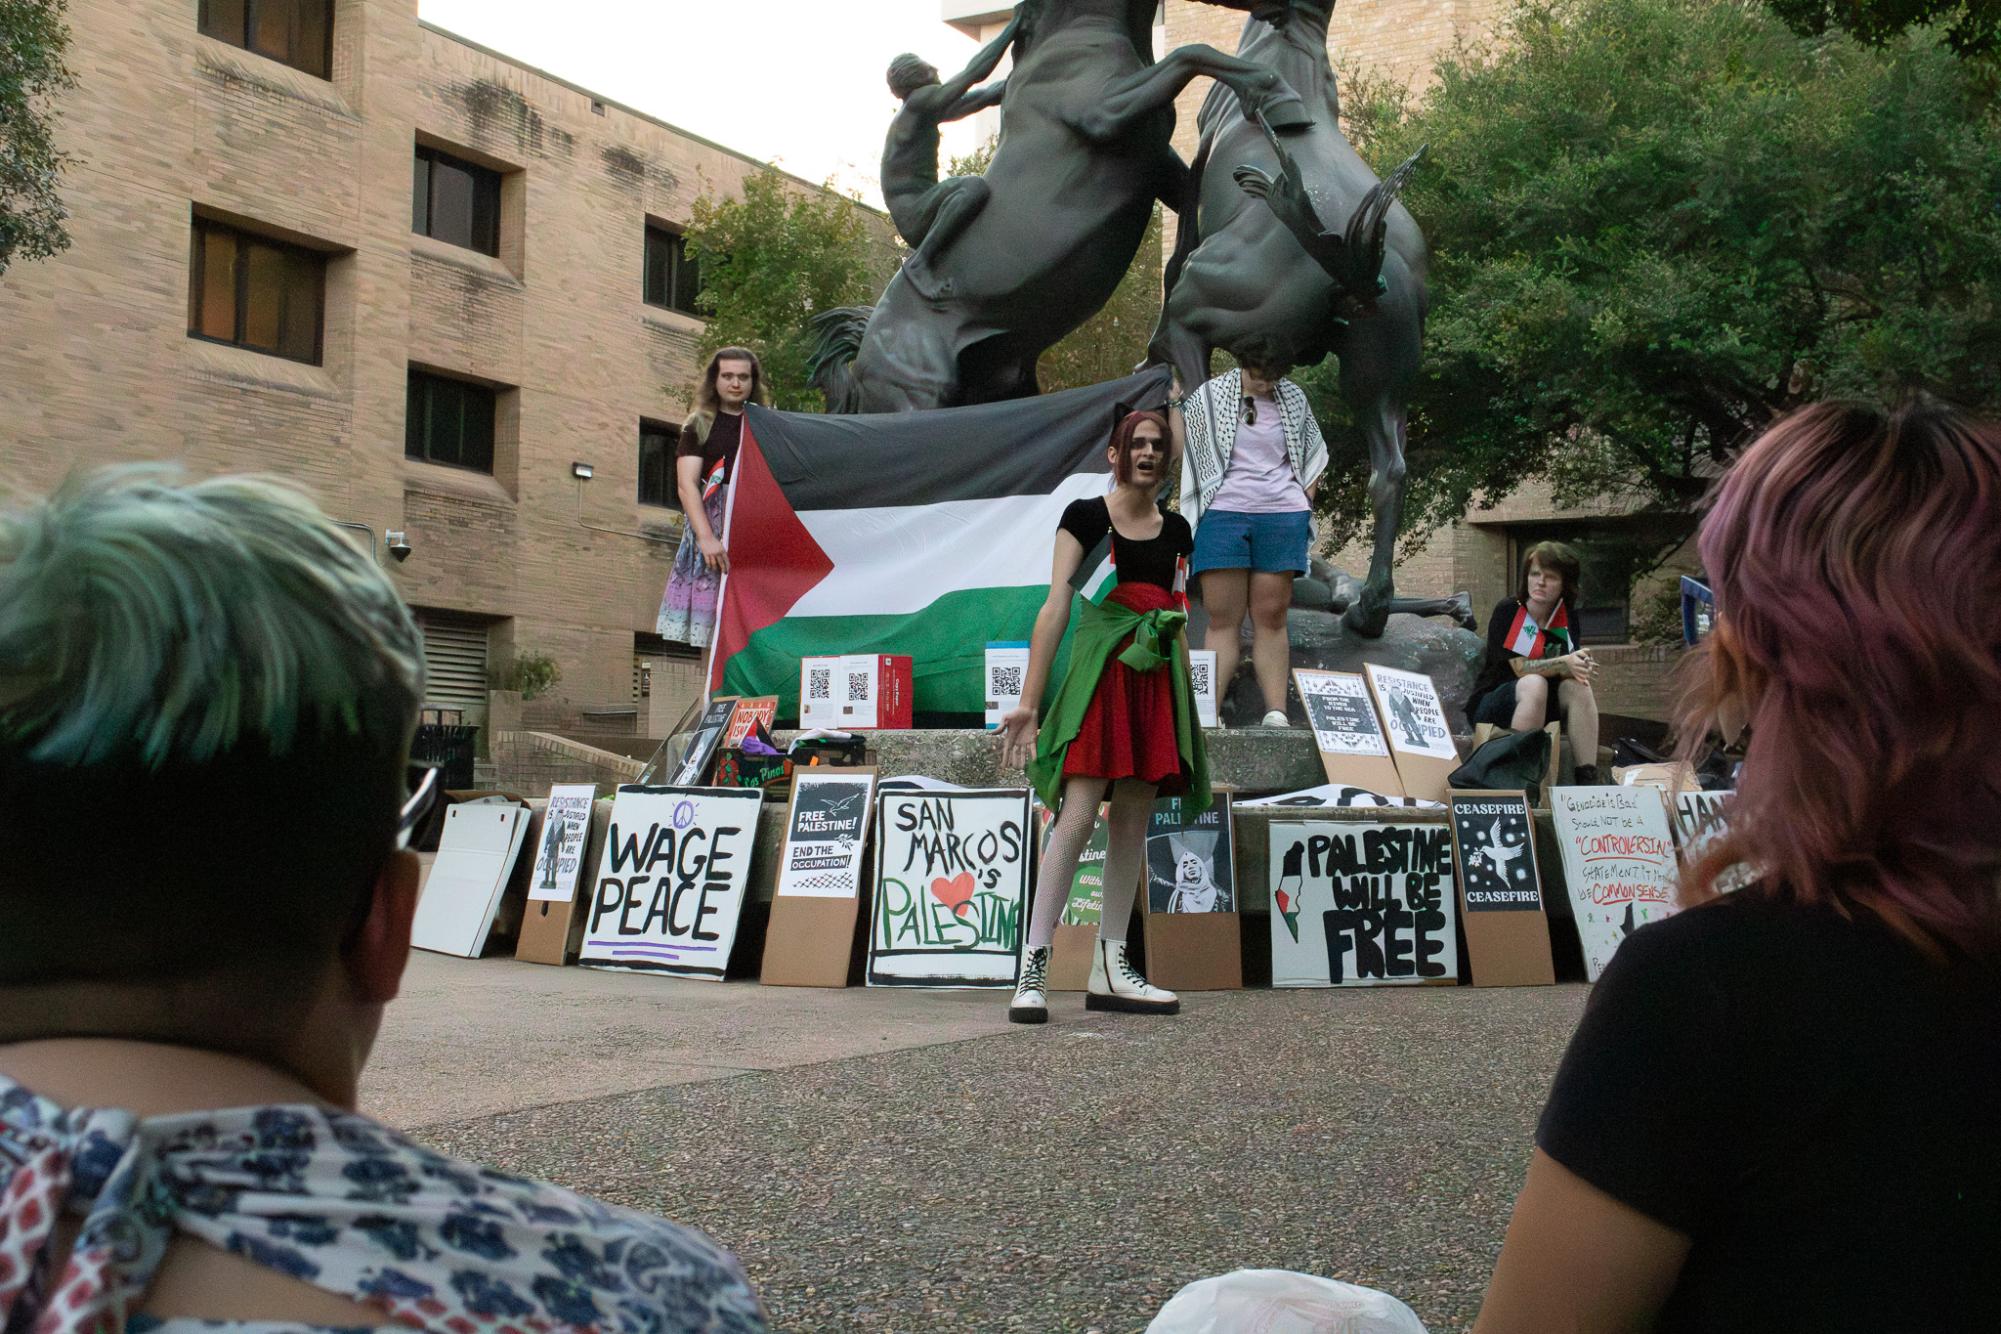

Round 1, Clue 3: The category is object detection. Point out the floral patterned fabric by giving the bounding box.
[0,1076,765,1334]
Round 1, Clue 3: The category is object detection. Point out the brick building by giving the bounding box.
[0,0,866,746]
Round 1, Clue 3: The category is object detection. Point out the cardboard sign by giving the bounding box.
[1293,669,1405,797]
[869,788,1030,988]
[1143,793,1241,991]
[801,654,914,730]
[1551,786,1681,981]
[1189,650,1219,728]
[517,796,611,966]
[1674,789,1753,891]
[579,786,763,980]
[412,803,530,958]
[1364,664,1461,802]
[1034,800,1112,991]
[1237,784,1442,810]
[672,695,740,785]
[526,784,596,903]
[1269,820,1459,987]
[762,768,876,988]
[1448,790,1555,986]
[985,643,1030,731]
[722,695,778,749]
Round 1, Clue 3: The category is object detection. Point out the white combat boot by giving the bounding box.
[1009,945,1051,1024]
[1086,938,1179,1015]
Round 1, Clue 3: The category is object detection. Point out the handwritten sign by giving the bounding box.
[775,769,874,899]
[1146,795,1235,914]
[1551,786,1680,981]
[527,783,596,903]
[579,786,762,980]
[869,789,1030,988]
[1269,821,1459,987]
[1673,790,1753,892]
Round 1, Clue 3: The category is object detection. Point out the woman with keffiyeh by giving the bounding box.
[1465,540,1602,783]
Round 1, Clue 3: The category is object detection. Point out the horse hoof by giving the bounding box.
[1342,599,1390,639]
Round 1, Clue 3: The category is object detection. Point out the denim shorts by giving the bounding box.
[1191,508,1311,576]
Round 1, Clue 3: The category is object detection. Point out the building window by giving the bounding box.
[187,217,325,365]
[197,0,331,79]
[643,224,701,316]
[638,420,682,509]
[413,145,501,257]
[406,371,496,473]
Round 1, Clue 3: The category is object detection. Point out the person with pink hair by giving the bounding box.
[1474,399,2001,1333]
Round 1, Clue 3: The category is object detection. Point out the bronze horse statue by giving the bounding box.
[813,0,1313,413]
[1151,0,1429,637]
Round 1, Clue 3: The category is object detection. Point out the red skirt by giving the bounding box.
[1062,583,1189,794]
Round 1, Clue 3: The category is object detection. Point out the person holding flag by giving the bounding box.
[1465,540,1601,783]
[659,348,770,648]
[998,409,1210,1024]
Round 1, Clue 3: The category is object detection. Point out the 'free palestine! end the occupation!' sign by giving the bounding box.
[580,785,763,981]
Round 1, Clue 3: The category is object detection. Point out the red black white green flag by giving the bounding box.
[1503,601,1572,659]
[706,369,1172,721]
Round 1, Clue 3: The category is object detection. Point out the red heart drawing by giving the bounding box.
[930,871,976,917]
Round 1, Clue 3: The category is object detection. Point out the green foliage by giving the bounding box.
[684,168,901,412]
[947,136,1163,393]
[492,650,561,701]
[1318,0,2001,555]
[1762,0,2000,57]
[0,0,76,278]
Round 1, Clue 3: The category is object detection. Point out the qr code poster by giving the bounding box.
[985,643,1030,731]
[776,769,876,899]
[1188,650,1218,728]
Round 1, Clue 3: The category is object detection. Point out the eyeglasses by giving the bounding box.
[1242,397,1257,426]
[397,764,442,850]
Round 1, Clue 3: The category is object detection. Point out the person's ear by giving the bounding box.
[1707,622,1759,747]
[345,851,419,1005]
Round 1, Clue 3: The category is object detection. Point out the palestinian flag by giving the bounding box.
[1503,601,1572,659]
[707,368,1173,721]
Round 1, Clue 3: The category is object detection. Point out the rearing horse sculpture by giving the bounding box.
[813,0,1312,413]
[1151,0,1429,637]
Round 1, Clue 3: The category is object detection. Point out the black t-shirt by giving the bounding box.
[1058,497,1192,591]
[1467,596,1581,720]
[675,410,744,487]
[1537,894,2001,1333]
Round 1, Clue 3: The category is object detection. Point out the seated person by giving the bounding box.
[1464,540,1599,782]
[0,470,767,1333]
[1473,399,2001,1333]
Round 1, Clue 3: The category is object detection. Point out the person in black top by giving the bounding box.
[1473,398,2001,1334]
[1466,540,1600,782]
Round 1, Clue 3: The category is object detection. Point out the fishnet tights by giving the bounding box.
[1025,776,1157,950]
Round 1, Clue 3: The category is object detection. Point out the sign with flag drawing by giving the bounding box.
[705,369,1173,720]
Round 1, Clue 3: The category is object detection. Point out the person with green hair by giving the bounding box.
[0,468,765,1333]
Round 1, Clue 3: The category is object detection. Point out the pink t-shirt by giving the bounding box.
[1207,394,1308,514]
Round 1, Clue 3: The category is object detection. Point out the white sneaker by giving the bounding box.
[1262,709,1290,727]
[1085,939,1179,1015]
[1009,945,1050,1024]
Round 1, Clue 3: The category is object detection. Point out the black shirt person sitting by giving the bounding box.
[1465,540,1600,783]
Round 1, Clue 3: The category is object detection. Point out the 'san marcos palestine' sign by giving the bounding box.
[580,786,763,980]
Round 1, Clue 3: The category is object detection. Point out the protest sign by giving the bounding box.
[762,768,876,987]
[1292,669,1404,797]
[672,696,740,785]
[869,788,1030,988]
[579,786,762,981]
[722,695,778,749]
[1364,664,1461,801]
[1550,786,1680,981]
[1449,790,1554,985]
[413,803,530,958]
[1673,789,1754,891]
[1143,793,1241,990]
[1237,784,1441,810]
[517,794,610,966]
[527,784,596,903]
[1268,820,1459,987]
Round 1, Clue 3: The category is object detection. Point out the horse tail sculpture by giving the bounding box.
[807,306,871,414]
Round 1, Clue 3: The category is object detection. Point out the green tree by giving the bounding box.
[948,137,1163,393]
[1763,0,2000,57]
[684,168,900,412]
[0,0,76,278]
[1309,0,2001,556]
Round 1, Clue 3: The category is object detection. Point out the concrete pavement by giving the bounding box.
[371,952,1591,1333]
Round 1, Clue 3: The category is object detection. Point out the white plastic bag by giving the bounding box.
[1145,1268,1430,1334]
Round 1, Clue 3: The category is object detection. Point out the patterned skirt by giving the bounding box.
[657,486,728,648]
